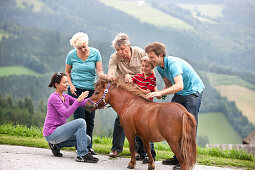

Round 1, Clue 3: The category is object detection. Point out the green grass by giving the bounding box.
[198,112,242,144]
[177,4,223,18]
[206,72,255,125]
[206,72,255,91]
[0,32,9,41]
[0,123,254,169]
[0,66,41,77]
[100,0,193,30]
[15,0,53,13]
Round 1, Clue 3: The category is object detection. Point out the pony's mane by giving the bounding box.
[98,75,150,101]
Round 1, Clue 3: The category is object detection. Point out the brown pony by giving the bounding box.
[86,75,197,170]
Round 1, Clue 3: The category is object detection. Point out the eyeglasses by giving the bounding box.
[56,72,62,77]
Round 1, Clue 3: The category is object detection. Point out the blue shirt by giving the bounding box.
[66,47,102,90]
[157,56,204,96]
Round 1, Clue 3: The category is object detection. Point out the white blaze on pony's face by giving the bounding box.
[85,80,108,112]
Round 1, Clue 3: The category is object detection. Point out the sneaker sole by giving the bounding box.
[76,159,99,163]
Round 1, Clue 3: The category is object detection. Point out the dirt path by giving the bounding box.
[0,145,236,170]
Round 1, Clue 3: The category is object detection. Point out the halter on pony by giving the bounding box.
[88,82,111,108]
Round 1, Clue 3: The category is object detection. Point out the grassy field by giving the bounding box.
[207,73,255,91]
[206,72,255,125]
[0,66,41,77]
[0,123,254,169]
[198,112,242,144]
[14,0,53,13]
[177,4,223,18]
[216,85,255,125]
[99,0,193,30]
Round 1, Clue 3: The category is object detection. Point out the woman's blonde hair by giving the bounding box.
[69,32,89,48]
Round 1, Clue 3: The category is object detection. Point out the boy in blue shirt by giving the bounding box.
[145,42,204,169]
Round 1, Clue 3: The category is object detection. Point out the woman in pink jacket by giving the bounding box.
[43,72,98,163]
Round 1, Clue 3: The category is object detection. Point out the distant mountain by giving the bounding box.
[1,0,254,79]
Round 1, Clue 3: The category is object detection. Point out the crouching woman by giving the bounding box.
[43,72,99,163]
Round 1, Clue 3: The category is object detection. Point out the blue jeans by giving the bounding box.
[45,119,91,157]
[111,115,125,152]
[171,92,203,131]
[171,92,202,160]
[68,87,95,149]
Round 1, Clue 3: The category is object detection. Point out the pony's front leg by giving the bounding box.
[142,140,155,170]
[126,135,136,169]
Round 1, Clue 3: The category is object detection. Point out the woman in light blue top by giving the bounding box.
[65,32,106,155]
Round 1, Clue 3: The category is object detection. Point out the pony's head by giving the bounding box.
[85,75,150,112]
[85,78,110,112]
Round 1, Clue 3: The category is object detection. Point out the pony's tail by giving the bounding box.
[180,112,197,169]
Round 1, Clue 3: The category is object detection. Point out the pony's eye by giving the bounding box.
[95,92,100,95]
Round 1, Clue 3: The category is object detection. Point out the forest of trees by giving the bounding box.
[0,95,46,127]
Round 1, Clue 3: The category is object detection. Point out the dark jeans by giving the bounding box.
[68,87,95,149]
[135,136,156,159]
[171,91,203,160]
[171,92,202,131]
[111,115,125,152]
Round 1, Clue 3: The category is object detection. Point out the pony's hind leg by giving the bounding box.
[142,140,155,170]
[166,140,187,170]
[126,134,136,169]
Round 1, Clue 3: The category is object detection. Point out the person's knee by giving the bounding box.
[76,118,86,127]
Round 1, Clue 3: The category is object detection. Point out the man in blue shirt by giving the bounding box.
[145,42,204,169]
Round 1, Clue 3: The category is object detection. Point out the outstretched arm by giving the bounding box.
[146,75,183,98]
[96,61,107,79]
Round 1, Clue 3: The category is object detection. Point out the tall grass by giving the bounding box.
[0,123,43,138]
[0,123,254,161]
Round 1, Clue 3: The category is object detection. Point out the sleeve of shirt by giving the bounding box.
[51,95,80,119]
[95,49,102,62]
[157,67,165,78]
[68,95,88,107]
[79,98,89,107]
[66,50,74,65]
[147,77,156,91]
[169,61,183,78]
[108,53,118,73]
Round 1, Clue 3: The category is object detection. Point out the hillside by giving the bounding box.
[207,73,255,125]
[0,66,41,77]
[215,85,255,125]
[198,112,242,144]
[100,0,193,30]
[0,0,254,76]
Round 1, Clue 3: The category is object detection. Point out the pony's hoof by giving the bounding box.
[127,162,135,169]
[148,165,155,170]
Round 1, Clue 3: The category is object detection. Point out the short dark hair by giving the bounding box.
[48,72,66,88]
[145,42,166,57]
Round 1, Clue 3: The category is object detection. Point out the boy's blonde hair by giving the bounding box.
[141,55,153,68]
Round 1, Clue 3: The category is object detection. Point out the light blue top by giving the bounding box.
[157,56,205,96]
[66,47,102,90]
